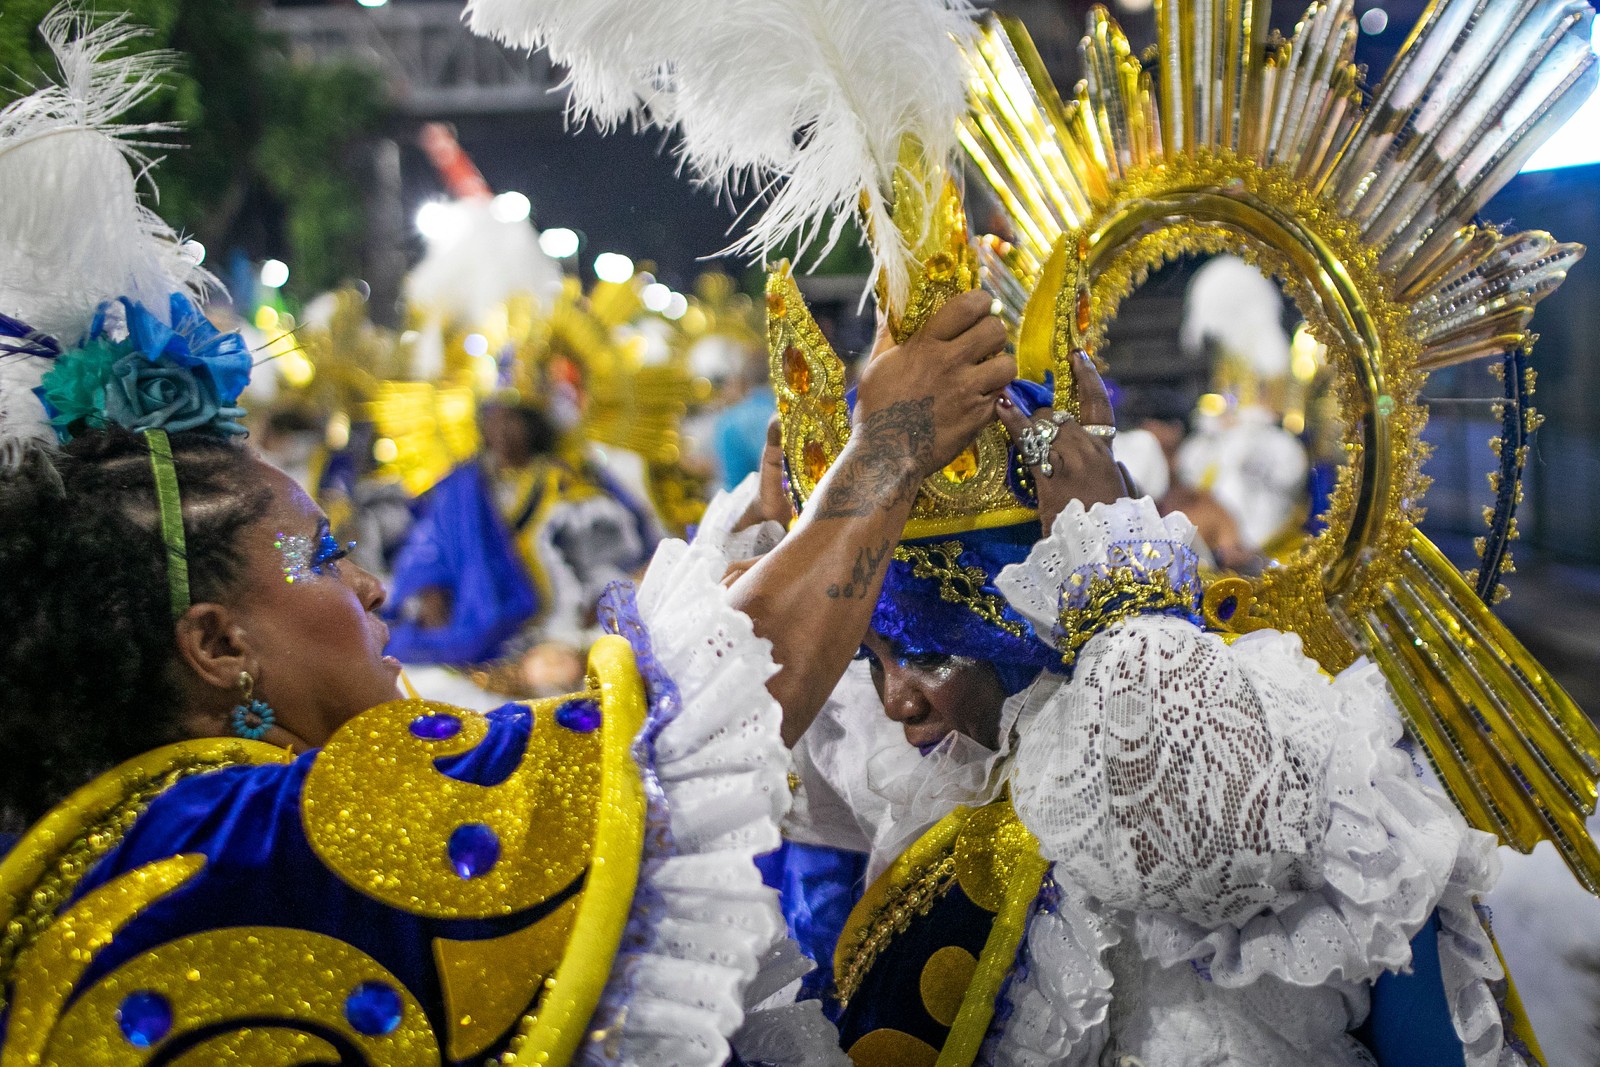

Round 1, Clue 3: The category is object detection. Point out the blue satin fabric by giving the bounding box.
[1361,912,1470,1067]
[756,841,868,1018]
[385,461,539,665]
[31,704,541,1063]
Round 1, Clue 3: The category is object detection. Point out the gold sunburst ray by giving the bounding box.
[961,0,1600,890]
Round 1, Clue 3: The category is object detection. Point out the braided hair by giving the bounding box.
[0,429,270,830]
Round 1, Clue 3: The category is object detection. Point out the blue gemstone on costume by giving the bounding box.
[409,712,461,740]
[117,990,172,1048]
[555,697,602,733]
[1217,595,1238,622]
[448,823,501,879]
[344,980,403,1036]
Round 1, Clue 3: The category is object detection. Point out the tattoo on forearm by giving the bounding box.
[827,539,892,599]
[811,397,935,519]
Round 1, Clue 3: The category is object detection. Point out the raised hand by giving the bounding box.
[996,347,1130,533]
[818,291,1015,519]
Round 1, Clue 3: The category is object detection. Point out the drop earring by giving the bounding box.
[230,670,276,740]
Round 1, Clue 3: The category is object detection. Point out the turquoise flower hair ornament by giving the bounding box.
[35,293,251,441]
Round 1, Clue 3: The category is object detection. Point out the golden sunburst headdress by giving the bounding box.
[825,0,1600,890]
[952,0,1600,893]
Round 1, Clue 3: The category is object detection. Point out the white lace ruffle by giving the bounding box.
[690,473,786,563]
[1131,659,1460,987]
[995,496,1199,645]
[1436,831,1527,1067]
[987,875,1121,1067]
[579,533,837,1067]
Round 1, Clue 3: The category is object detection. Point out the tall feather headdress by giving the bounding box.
[464,0,978,312]
[0,6,215,464]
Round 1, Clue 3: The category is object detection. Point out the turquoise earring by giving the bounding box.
[230,670,276,740]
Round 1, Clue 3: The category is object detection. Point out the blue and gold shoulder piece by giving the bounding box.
[0,635,648,1066]
[833,797,1048,1067]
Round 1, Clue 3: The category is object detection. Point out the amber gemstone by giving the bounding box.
[767,290,786,316]
[803,439,830,484]
[819,394,838,414]
[777,396,790,414]
[1076,232,1090,261]
[942,445,979,484]
[1075,288,1092,334]
[925,252,955,281]
[783,345,812,393]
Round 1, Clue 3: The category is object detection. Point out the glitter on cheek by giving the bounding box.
[275,532,315,585]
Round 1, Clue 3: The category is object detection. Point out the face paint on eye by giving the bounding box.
[276,530,355,583]
[275,532,314,584]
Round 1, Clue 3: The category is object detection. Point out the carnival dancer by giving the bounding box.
[0,9,1013,1064]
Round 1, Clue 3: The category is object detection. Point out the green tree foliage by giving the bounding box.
[0,0,387,299]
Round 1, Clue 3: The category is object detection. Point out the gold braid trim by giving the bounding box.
[834,811,967,1006]
[893,541,1027,639]
[1058,565,1200,668]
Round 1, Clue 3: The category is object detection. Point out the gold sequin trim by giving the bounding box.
[1059,565,1199,668]
[893,541,1027,639]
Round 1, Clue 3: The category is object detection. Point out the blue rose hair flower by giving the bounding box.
[33,293,250,441]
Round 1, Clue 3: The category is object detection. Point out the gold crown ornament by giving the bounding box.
[770,165,1041,540]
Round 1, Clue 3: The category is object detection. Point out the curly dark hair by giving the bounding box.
[0,429,271,830]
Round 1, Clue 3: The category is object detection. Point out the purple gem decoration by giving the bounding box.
[344,980,404,1036]
[555,697,602,733]
[409,712,461,741]
[448,822,501,879]
[1216,595,1238,622]
[117,990,173,1048]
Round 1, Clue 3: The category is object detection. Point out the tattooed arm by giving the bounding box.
[730,290,1016,745]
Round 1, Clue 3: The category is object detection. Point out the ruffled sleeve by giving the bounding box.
[579,530,848,1067]
[993,497,1520,1066]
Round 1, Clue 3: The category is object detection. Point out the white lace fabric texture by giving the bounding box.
[575,485,848,1067]
[983,497,1521,1067]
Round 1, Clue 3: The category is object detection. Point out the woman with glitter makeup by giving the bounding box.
[0,10,1016,1065]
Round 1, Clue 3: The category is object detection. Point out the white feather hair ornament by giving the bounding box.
[464,0,978,312]
[0,5,215,465]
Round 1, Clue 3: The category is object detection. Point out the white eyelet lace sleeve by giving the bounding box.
[576,533,848,1067]
[690,473,786,562]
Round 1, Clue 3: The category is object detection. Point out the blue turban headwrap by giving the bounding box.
[856,379,1062,696]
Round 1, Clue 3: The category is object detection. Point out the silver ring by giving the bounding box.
[1081,424,1117,441]
[1039,460,1054,477]
[1016,420,1059,467]
[1050,409,1074,425]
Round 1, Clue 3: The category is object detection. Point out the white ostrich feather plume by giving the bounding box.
[464,0,978,311]
[0,5,215,466]
[0,5,213,347]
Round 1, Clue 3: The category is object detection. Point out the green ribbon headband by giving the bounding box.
[143,429,192,620]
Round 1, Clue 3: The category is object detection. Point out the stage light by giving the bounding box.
[463,333,490,357]
[539,227,580,258]
[260,259,289,289]
[594,252,635,283]
[357,0,389,8]
[415,201,459,242]
[663,293,689,320]
[642,282,673,312]
[490,191,531,223]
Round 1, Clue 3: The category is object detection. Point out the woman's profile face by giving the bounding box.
[860,630,1007,752]
[226,461,402,747]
